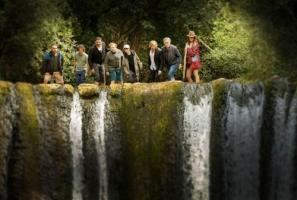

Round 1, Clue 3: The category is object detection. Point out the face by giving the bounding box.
[124,48,130,54]
[163,39,171,48]
[95,39,102,47]
[189,36,195,41]
[150,44,157,50]
[78,48,84,54]
[110,44,117,53]
[51,45,58,54]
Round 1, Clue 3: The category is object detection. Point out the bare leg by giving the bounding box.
[193,70,200,83]
[186,68,193,83]
[43,73,51,84]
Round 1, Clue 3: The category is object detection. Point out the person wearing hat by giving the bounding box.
[122,44,143,83]
[183,31,202,83]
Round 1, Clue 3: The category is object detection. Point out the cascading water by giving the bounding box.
[1,80,297,200]
[221,83,264,200]
[93,91,109,200]
[69,92,84,200]
[268,84,297,200]
[182,84,213,200]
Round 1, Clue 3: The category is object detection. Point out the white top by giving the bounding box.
[149,50,157,71]
[97,46,102,52]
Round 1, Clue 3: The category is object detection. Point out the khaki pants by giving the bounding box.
[44,72,64,84]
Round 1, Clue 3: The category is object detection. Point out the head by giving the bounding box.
[187,31,197,44]
[51,44,58,55]
[77,44,85,54]
[109,42,118,53]
[149,40,158,50]
[95,37,102,47]
[123,44,131,55]
[163,37,171,48]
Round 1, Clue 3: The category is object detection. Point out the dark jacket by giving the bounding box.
[42,51,63,74]
[160,45,182,70]
[148,48,161,71]
[88,42,107,67]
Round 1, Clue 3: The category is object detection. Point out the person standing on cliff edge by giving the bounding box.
[88,37,107,85]
[42,44,64,84]
[160,37,182,81]
[183,31,202,83]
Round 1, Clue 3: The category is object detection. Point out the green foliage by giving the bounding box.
[203,5,280,81]
[0,0,297,82]
[32,17,77,83]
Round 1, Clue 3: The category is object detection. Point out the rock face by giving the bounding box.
[0,79,296,200]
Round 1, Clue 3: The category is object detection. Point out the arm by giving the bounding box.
[88,48,93,68]
[41,54,47,75]
[175,47,182,65]
[104,54,109,73]
[135,53,143,70]
[159,49,165,71]
[60,54,64,73]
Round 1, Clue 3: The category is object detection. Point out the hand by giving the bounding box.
[91,69,95,75]
[158,70,162,76]
[106,72,109,76]
[179,64,183,70]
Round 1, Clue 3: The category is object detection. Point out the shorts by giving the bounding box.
[44,72,64,84]
[110,68,123,81]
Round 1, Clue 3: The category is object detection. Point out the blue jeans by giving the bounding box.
[110,68,122,81]
[76,70,86,84]
[168,64,178,80]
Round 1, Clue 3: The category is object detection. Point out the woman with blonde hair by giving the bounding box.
[183,31,202,83]
[148,40,162,82]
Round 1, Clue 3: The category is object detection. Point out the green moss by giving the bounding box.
[120,81,183,200]
[37,84,72,199]
[209,78,230,200]
[0,81,13,106]
[14,82,41,199]
[36,83,74,96]
[78,84,99,99]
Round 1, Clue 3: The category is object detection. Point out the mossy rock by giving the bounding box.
[120,81,184,200]
[8,82,42,200]
[78,84,99,99]
[36,83,74,96]
[0,81,13,106]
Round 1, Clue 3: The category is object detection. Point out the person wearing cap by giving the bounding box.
[42,44,64,84]
[104,42,125,84]
[160,37,182,81]
[122,44,143,83]
[88,37,107,85]
[183,31,202,83]
[147,40,162,82]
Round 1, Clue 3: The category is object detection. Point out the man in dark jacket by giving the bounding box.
[42,44,64,84]
[160,37,182,81]
[88,37,107,84]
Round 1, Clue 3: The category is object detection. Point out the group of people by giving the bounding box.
[41,31,202,85]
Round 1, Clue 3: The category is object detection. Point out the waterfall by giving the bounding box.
[182,84,213,200]
[222,83,264,200]
[93,91,108,200]
[69,92,84,200]
[269,85,297,200]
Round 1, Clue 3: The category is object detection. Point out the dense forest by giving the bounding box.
[0,0,297,83]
